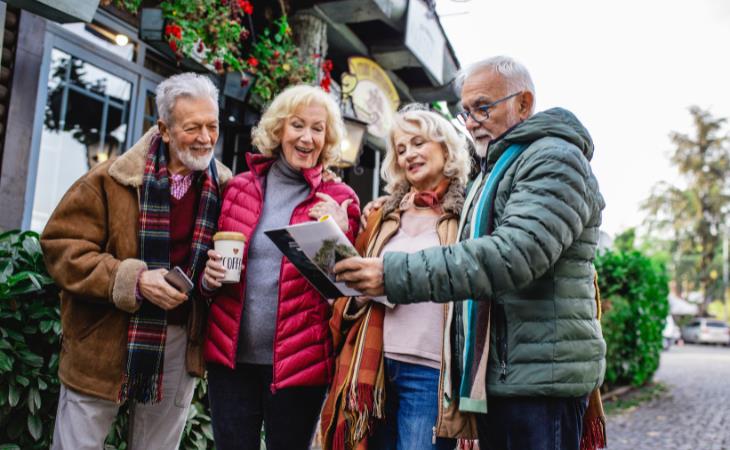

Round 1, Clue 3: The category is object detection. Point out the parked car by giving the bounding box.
[663,315,681,349]
[681,318,730,345]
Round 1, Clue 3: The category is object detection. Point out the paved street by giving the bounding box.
[606,344,730,450]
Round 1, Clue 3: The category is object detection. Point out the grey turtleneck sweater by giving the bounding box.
[237,155,310,364]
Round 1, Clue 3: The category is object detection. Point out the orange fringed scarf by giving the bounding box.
[580,273,607,450]
[321,209,385,450]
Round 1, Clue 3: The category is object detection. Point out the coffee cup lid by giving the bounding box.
[213,231,246,242]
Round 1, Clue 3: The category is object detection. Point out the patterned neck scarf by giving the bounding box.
[119,137,220,403]
[399,178,451,214]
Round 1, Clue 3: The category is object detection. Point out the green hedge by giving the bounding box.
[595,248,670,388]
[0,230,214,449]
[0,230,60,449]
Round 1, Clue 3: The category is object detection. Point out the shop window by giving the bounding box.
[30,48,132,231]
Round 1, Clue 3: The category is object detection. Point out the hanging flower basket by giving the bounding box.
[238,16,329,105]
[112,2,333,109]
[138,8,209,73]
[120,1,254,74]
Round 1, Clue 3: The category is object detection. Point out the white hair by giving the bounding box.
[155,73,219,124]
[251,84,344,169]
[381,105,471,193]
[455,56,536,111]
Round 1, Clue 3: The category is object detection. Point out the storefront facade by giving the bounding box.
[0,0,460,232]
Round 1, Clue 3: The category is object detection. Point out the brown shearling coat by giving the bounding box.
[40,127,231,402]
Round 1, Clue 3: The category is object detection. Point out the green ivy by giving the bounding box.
[0,230,214,449]
[595,248,670,388]
[0,230,60,449]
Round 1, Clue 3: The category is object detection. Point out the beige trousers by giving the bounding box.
[51,325,196,450]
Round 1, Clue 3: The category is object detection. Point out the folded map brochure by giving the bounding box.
[264,216,393,307]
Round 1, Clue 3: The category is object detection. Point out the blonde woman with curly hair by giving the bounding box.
[201,85,360,450]
[321,105,477,450]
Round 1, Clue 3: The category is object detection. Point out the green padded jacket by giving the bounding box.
[383,107,606,398]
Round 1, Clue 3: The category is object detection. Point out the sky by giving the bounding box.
[435,0,730,237]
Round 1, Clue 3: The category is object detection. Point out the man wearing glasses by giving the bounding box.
[335,56,606,449]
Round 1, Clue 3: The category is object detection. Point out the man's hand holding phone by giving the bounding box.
[138,268,189,310]
[165,266,194,293]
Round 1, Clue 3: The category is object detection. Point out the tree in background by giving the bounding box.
[642,107,730,314]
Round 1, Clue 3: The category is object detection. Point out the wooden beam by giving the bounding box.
[371,46,421,71]
[4,0,100,23]
[316,0,406,30]
[310,5,369,56]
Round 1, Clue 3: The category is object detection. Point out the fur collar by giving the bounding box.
[381,179,465,217]
[108,126,232,188]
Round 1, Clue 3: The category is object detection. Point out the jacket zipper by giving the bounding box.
[432,218,452,444]
[229,195,261,370]
[270,197,321,393]
[269,257,285,394]
[247,161,321,392]
[496,303,508,382]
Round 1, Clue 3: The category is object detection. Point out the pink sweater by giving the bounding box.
[381,211,444,369]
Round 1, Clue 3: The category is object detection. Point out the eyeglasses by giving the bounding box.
[456,92,521,125]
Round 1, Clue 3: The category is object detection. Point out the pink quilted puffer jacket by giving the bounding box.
[204,153,360,391]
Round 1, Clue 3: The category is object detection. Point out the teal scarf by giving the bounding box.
[456,143,527,413]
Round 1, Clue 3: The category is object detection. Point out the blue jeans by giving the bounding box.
[207,363,326,450]
[475,395,589,450]
[370,358,456,450]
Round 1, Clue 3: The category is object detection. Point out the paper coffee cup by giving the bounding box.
[213,232,246,283]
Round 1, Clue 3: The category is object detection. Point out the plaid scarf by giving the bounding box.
[119,136,220,404]
[321,209,386,450]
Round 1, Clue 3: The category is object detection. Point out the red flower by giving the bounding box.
[247,56,259,67]
[166,24,182,40]
[240,77,250,87]
[197,42,204,53]
[320,77,331,93]
[273,50,280,58]
[238,0,253,14]
[221,0,227,4]
[214,60,223,72]
[168,39,178,53]
[323,59,334,72]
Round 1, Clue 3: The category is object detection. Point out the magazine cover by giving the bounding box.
[264,216,362,298]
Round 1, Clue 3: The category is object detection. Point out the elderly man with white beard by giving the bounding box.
[41,73,231,450]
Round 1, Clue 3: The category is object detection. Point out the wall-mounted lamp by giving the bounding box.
[114,33,130,46]
[336,115,368,168]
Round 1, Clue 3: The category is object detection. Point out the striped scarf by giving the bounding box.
[119,136,220,404]
[456,143,528,413]
[321,209,385,450]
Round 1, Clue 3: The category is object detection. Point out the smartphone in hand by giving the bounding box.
[164,266,194,293]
